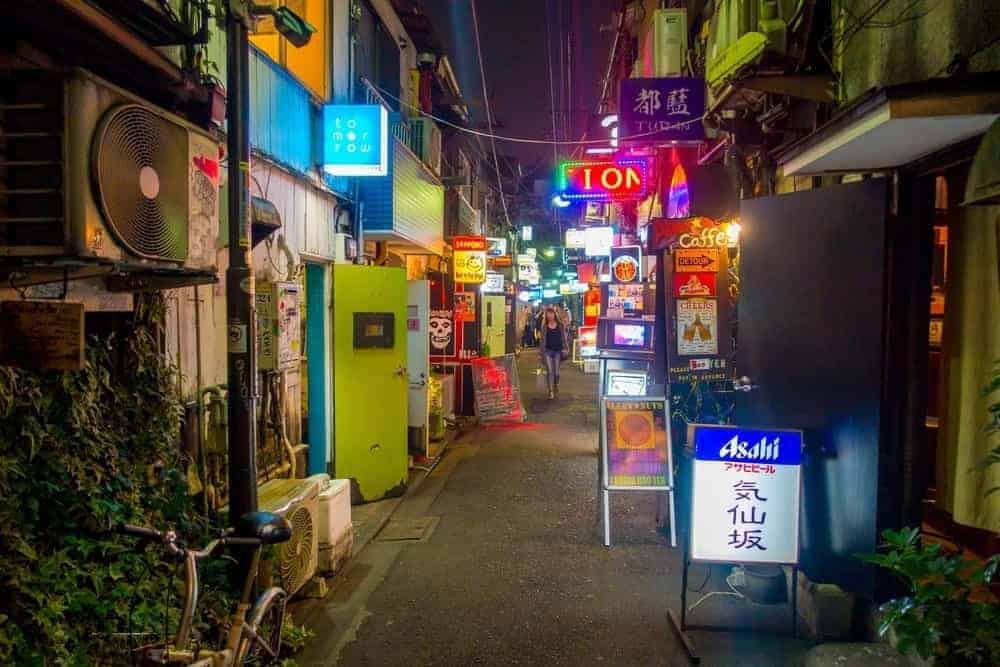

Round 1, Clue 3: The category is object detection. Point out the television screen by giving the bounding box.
[613,323,646,347]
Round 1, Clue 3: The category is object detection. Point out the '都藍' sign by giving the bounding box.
[689,425,802,565]
[619,77,705,144]
[558,159,650,202]
[321,104,389,176]
[453,236,487,284]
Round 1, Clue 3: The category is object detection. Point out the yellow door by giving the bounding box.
[333,265,408,502]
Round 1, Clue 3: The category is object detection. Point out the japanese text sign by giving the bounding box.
[453,236,487,284]
[619,77,705,144]
[689,425,802,565]
[558,158,651,202]
[321,104,389,176]
[603,398,671,490]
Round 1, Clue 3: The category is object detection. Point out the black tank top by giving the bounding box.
[545,326,563,351]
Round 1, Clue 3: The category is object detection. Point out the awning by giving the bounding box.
[776,76,1000,176]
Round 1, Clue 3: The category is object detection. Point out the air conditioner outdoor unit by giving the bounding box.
[333,232,356,264]
[0,68,220,273]
[411,117,442,176]
[639,9,688,77]
[317,478,352,575]
[257,474,326,596]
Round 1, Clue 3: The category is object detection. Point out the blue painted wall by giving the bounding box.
[249,47,351,197]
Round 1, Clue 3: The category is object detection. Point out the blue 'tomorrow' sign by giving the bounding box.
[692,426,803,466]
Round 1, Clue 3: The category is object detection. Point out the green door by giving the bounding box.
[481,294,506,357]
[333,265,408,502]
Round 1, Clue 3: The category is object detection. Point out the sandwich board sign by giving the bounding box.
[688,424,802,564]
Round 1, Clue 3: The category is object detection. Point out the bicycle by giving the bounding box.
[120,511,293,665]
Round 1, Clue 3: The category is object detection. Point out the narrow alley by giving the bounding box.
[297,362,812,666]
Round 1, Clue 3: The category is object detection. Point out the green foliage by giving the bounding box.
[859,527,1000,666]
[280,615,314,654]
[0,296,222,663]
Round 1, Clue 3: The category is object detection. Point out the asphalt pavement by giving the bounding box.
[298,355,813,666]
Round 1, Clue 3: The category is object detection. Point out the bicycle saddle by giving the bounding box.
[236,511,293,545]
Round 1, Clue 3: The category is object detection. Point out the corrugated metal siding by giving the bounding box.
[250,47,313,174]
[359,139,443,254]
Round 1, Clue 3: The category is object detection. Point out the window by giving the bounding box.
[250,0,329,99]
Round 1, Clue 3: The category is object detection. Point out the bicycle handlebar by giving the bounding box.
[120,524,262,558]
[121,524,162,541]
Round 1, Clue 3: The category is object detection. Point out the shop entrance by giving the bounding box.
[735,179,891,593]
[333,265,409,502]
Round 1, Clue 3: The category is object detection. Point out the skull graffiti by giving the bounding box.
[428,311,454,351]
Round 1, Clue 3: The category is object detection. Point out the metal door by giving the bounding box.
[735,179,889,592]
[407,280,430,456]
[333,265,408,502]
[481,294,506,357]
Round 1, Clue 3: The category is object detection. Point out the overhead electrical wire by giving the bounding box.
[469,0,513,231]
[370,81,706,146]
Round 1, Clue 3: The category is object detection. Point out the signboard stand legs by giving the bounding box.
[668,531,800,663]
[598,356,677,548]
[668,424,805,660]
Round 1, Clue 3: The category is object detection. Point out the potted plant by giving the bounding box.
[861,528,999,665]
[192,45,226,126]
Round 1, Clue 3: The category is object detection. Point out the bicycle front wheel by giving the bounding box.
[235,586,287,665]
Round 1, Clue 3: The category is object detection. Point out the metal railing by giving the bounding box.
[358,77,427,167]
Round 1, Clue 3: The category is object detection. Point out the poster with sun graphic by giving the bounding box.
[603,399,670,489]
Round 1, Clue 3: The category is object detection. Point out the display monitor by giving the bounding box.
[613,323,646,347]
[596,317,655,353]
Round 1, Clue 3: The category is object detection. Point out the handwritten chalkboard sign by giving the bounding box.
[470,354,525,422]
[0,301,85,371]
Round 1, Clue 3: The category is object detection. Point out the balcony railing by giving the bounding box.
[359,78,423,160]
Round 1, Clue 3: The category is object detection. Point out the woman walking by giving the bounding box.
[539,307,569,400]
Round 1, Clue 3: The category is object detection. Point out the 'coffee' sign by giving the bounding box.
[558,158,651,202]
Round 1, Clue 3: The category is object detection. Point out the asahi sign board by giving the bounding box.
[689,425,802,565]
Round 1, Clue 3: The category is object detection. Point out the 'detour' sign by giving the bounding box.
[619,77,705,144]
[558,159,651,202]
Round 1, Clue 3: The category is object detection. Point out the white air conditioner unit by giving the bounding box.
[317,478,352,575]
[257,474,327,596]
[637,8,688,77]
[411,117,442,176]
[0,68,220,273]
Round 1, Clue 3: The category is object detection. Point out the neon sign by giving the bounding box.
[557,158,651,202]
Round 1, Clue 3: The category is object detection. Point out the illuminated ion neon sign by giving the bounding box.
[557,158,651,202]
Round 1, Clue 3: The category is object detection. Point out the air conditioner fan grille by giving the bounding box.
[93,104,188,261]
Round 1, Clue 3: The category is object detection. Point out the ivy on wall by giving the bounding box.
[0,295,228,663]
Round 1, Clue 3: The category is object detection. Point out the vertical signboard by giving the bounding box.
[453,236,487,284]
[470,354,525,422]
[602,398,672,489]
[689,425,802,564]
[650,217,735,383]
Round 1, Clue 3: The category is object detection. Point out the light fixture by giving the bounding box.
[544,247,556,258]
[551,194,571,208]
[250,3,315,47]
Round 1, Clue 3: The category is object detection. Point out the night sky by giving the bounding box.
[421,0,619,173]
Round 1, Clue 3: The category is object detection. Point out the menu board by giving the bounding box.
[603,398,670,489]
[470,354,525,422]
[0,301,85,371]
